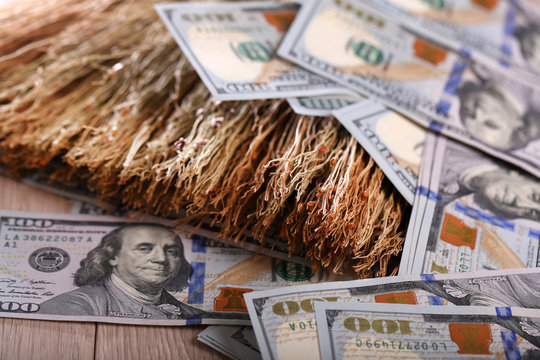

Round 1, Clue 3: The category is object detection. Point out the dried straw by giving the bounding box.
[0,0,408,277]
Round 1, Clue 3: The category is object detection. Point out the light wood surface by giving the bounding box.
[0,175,227,360]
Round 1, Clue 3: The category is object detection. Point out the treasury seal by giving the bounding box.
[29,247,70,272]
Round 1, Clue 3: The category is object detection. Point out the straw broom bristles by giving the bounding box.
[0,0,408,277]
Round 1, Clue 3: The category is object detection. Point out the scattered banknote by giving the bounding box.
[70,201,307,264]
[315,302,540,359]
[198,326,261,360]
[155,1,344,100]
[286,91,363,116]
[244,268,540,360]
[404,133,540,275]
[399,150,433,275]
[333,100,425,204]
[0,210,353,326]
[278,0,540,178]
[373,0,540,77]
[10,169,308,263]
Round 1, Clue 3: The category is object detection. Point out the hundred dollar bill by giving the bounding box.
[399,130,444,276]
[399,145,435,275]
[198,326,262,360]
[70,199,308,264]
[69,200,307,264]
[315,302,540,359]
[3,168,306,263]
[277,0,540,178]
[244,268,540,360]
[66,199,309,264]
[406,133,540,275]
[155,1,344,100]
[0,210,352,326]
[333,100,425,204]
[287,91,363,116]
[372,0,540,77]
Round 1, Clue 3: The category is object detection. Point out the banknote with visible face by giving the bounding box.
[278,0,540,178]
[315,302,540,359]
[0,210,353,326]
[155,1,344,100]
[244,268,540,360]
[404,133,540,275]
[373,0,540,77]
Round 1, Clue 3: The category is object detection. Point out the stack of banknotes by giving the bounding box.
[1,0,540,358]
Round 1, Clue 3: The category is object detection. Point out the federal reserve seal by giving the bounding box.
[28,247,70,272]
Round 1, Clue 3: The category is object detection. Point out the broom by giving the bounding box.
[0,0,409,277]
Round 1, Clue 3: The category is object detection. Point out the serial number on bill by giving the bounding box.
[4,234,92,243]
[354,339,448,351]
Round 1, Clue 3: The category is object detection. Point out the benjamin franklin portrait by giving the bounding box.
[437,140,540,222]
[419,272,540,350]
[456,80,540,151]
[514,19,540,75]
[38,224,205,320]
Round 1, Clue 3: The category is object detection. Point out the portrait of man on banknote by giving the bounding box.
[436,138,540,223]
[418,272,540,349]
[458,164,540,221]
[38,224,205,320]
[514,22,540,75]
[456,80,540,151]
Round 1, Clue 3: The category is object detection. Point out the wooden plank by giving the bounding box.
[95,324,227,360]
[0,175,73,213]
[0,318,96,360]
[0,175,97,359]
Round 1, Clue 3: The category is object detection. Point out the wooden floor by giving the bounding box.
[0,176,226,360]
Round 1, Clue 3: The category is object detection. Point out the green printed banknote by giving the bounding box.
[244,268,540,360]
[373,0,540,77]
[278,0,540,178]
[0,210,352,326]
[402,133,540,275]
[315,303,540,359]
[155,1,345,100]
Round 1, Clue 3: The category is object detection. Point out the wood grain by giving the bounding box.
[0,318,96,360]
[96,324,226,360]
[0,176,227,359]
[0,175,73,213]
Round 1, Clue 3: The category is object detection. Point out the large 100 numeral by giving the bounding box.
[0,301,39,312]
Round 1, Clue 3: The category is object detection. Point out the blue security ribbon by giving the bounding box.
[436,49,469,116]
[191,234,208,253]
[428,296,444,305]
[499,7,516,67]
[528,229,540,239]
[496,307,513,320]
[186,261,206,324]
[454,202,515,232]
[420,274,436,282]
[417,186,442,202]
[500,331,521,360]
